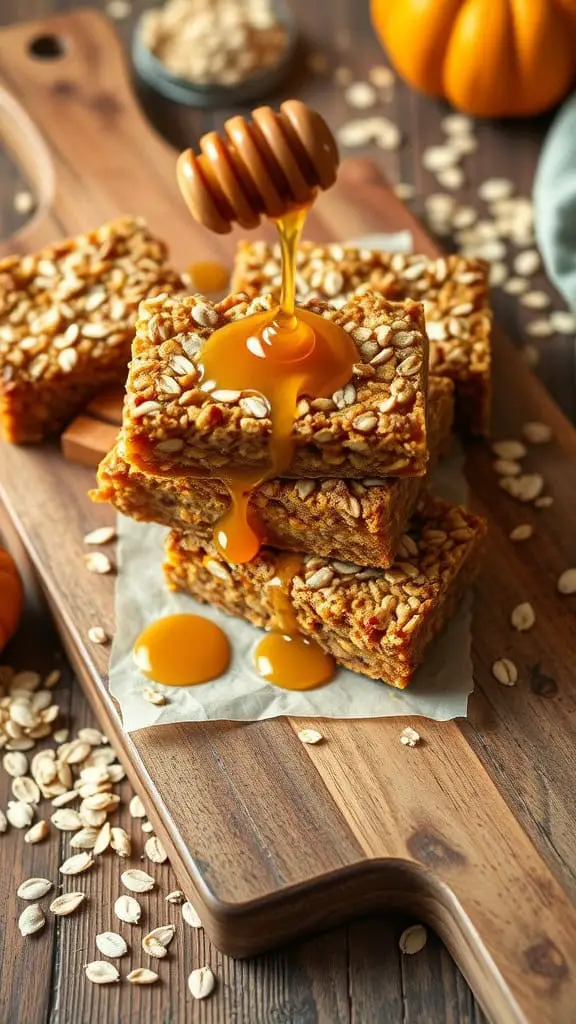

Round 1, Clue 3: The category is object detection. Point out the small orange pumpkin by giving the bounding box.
[0,547,23,652]
[371,0,576,118]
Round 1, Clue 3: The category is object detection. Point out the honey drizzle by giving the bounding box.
[133,613,230,687]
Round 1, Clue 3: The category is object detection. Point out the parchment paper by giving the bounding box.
[108,231,476,729]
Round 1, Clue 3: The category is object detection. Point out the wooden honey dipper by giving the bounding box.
[176,100,339,234]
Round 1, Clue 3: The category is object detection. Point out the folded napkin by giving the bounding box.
[534,95,576,307]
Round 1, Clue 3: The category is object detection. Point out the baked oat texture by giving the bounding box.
[232,242,492,435]
[0,216,183,443]
[94,377,453,568]
[122,289,430,480]
[164,493,486,689]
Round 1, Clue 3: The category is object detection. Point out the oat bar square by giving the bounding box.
[0,216,182,443]
[122,289,430,480]
[164,493,486,689]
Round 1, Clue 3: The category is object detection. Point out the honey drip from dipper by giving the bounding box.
[135,102,350,691]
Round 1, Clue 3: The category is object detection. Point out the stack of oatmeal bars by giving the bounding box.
[94,242,490,690]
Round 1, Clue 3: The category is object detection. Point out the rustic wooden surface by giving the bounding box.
[0,2,574,1023]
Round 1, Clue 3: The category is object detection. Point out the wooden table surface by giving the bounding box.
[0,2,572,1022]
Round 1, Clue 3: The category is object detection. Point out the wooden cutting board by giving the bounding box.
[1,11,576,1024]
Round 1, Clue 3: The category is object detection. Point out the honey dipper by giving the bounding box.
[176,100,339,233]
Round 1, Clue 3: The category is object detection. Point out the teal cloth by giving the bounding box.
[534,95,576,308]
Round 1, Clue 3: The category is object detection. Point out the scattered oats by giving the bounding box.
[558,569,576,595]
[111,826,131,858]
[306,51,329,74]
[478,178,514,202]
[422,145,458,173]
[333,65,353,86]
[513,250,540,276]
[7,802,34,829]
[452,205,477,229]
[19,903,45,936]
[114,894,141,924]
[549,310,576,334]
[84,552,113,575]
[80,807,107,828]
[166,890,186,905]
[51,808,83,831]
[442,113,473,135]
[400,727,420,747]
[510,524,533,542]
[143,686,168,706]
[13,190,35,214]
[88,626,108,645]
[188,966,216,1000]
[60,851,94,875]
[337,116,400,151]
[503,277,528,295]
[521,291,550,310]
[0,809,7,833]
[12,670,41,689]
[448,134,477,156]
[83,526,116,546]
[105,0,130,20]
[3,751,28,777]
[297,728,323,745]
[53,728,69,743]
[93,821,112,855]
[121,869,155,893]
[522,421,552,444]
[491,439,526,460]
[500,473,544,502]
[182,901,202,928]
[534,495,553,508]
[50,892,86,916]
[12,777,40,804]
[368,65,394,90]
[96,931,128,958]
[393,182,415,201]
[143,924,175,956]
[492,658,518,686]
[511,602,535,631]
[141,821,154,833]
[436,166,464,190]
[127,968,159,985]
[17,877,53,900]
[344,81,377,109]
[399,924,428,955]
[85,961,119,985]
[82,792,120,811]
[24,820,49,844]
[129,795,146,818]
[52,791,78,808]
[489,262,508,287]
[526,319,554,338]
[145,836,168,863]
[70,826,100,850]
[493,459,520,477]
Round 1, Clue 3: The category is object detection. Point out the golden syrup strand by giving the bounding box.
[276,207,307,321]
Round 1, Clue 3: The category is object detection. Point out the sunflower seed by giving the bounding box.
[297,729,323,745]
[142,687,168,706]
[70,827,99,850]
[513,250,540,276]
[24,820,49,844]
[82,792,119,811]
[478,178,514,202]
[121,869,155,893]
[344,81,377,110]
[166,890,185,905]
[3,751,28,777]
[17,877,53,900]
[0,810,6,834]
[51,809,83,831]
[522,421,552,444]
[558,569,576,595]
[510,524,533,542]
[422,145,458,173]
[399,924,427,954]
[60,851,94,875]
[503,276,528,295]
[493,459,520,477]
[88,627,108,645]
[188,965,216,1001]
[19,903,45,936]
[400,727,421,747]
[491,439,526,460]
[142,924,175,957]
[549,310,576,333]
[521,291,550,310]
[492,658,518,686]
[96,931,128,958]
[12,777,40,804]
[127,968,159,985]
[114,894,141,924]
[144,836,168,863]
[84,552,113,574]
[182,901,202,928]
[129,795,146,818]
[49,891,86,916]
[526,319,554,338]
[511,602,535,631]
[85,961,119,985]
[93,822,112,855]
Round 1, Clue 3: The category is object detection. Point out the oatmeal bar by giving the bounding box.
[0,217,182,443]
[164,494,486,689]
[232,242,492,435]
[94,378,452,568]
[122,289,430,480]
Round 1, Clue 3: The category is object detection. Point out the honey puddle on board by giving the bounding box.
[134,208,353,691]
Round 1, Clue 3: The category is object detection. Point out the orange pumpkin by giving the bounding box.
[371,0,576,118]
[0,547,23,652]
